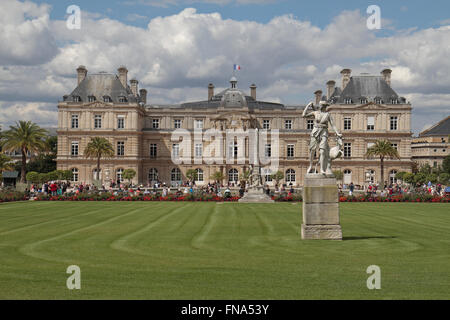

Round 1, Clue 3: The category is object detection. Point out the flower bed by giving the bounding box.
[28,192,450,203]
[34,193,241,202]
[339,194,450,203]
[0,191,29,203]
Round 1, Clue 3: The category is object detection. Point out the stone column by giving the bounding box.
[301,174,342,240]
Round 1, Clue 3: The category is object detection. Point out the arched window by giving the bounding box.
[196,168,204,182]
[148,168,158,182]
[228,169,239,182]
[389,170,398,184]
[286,169,296,183]
[116,168,124,183]
[171,168,181,182]
[71,168,79,182]
[93,168,102,181]
[343,169,352,184]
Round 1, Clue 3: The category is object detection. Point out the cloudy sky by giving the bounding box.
[1,0,450,134]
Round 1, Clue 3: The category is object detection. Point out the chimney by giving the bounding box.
[76,65,87,85]
[130,79,139,96]
[314,90,323,106]
[139,89,147,104]
[118,66,128,88]
[250,84,257,100]
[381,68,392,86]
[208,83,214,100]
[326,80,336,100]
[340,68,352,90]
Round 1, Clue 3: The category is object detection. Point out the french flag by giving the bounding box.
[233,64,241,71]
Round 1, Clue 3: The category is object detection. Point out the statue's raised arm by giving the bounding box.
[302,102,315,118]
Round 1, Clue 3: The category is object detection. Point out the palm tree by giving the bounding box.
[365,140,400,189]
[0,154,14,174]
[0,121,48,183]
[84,137,114,182]
[210,171,225,184]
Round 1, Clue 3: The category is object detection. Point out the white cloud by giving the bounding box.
[0,3,450,134]
[0,0,58,66]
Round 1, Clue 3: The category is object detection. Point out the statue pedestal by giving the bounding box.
[301,174,342,240]
[238,186,274,203]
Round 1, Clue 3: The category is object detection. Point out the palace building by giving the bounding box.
[56,66,413,187]
[412,116,450,168]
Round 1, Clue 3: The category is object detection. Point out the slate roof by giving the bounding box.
[65,73,140,103]
[1,171,18,179]
[330,75,406,104]
[419,116,450,137]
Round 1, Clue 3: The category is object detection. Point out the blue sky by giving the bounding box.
[1,0,450,134]
[34,0,450,30]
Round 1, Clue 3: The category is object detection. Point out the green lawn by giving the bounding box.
[0,201,449,299]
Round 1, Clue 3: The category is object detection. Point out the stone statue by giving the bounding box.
[249,164,261,187]
[302,100,342,176]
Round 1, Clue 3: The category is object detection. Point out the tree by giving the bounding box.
[333,170,343,182]
[365,140,400,189]
[395,171,408,183]
[438,172,450,184]
[0,121,48,183]
[0,153,13,172]
[210,171,224,184]
[270,170,284,187]
[186,169,198,183]
[123,168,136,184]
[26,171,40,184]
[403,172,414,184]
[443,155,450,174]
[83,137,114,182]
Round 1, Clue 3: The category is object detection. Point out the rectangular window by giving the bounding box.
[71,142,79,156]
[174,119,181,129]
[94,115,102,129]
[263,120,270,130]
[390,116,398,131]
[117,116,125,129]
[150,143,157,158]
[195,143,203,157]
[228,142,238,157]
[367,142,375,150]
[172,144,180,159]
[344,143,352,158]
[71,115,79,129]
[287,144,294,158]
[391,143,398,151]
[117,141,125,156]
[344,117,352,130]
[284,119,292,130]
[307,119,314,130]
[367,116,375,131]
[195,119,204,129]
[152,119,159,129]
[265,144,271,158]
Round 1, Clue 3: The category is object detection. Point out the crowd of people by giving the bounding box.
[341,181,449,197]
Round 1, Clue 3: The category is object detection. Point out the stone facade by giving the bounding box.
[57,66,413,187]
[411,116,449,168]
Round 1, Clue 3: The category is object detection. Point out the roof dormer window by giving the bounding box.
[344,98,352,104]
[374,97,383,104]
[118,96,127,103]
[103,96,112,103]
[360,97,368,104]
[390,98,398,104]
[88,95,96,102]
[73,96,81,102]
